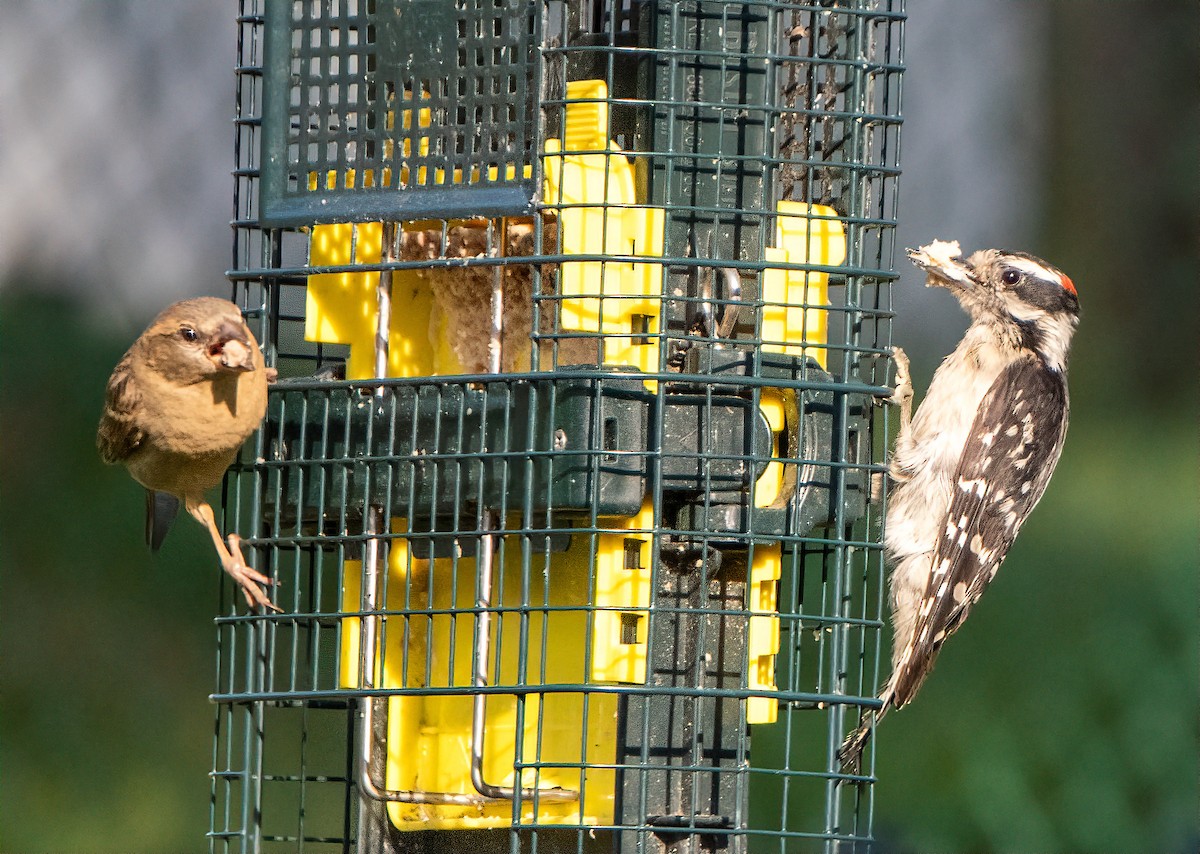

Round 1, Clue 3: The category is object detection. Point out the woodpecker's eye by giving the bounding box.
[179,326,199,342]
[1001,269,1021,286]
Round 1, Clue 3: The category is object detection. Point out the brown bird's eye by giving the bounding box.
[180,327,199,342]
[1001,269,1021,286]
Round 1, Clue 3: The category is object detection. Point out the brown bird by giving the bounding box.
[97,297,278,611]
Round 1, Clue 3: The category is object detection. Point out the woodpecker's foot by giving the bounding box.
[223,533,282,612]
[870,471,886,504]
[878,346,913,433]
[874,347,912,404]
[889,346,913,405]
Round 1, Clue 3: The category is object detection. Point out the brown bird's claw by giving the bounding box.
[223,533,282,612]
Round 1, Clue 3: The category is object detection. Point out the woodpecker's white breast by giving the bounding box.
[885,326,1016,603]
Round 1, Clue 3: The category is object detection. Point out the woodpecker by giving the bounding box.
[839,240,1079,771]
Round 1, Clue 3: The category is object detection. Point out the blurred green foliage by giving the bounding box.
[2,291,219,852]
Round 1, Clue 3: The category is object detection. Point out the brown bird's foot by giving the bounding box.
[223,533,282,612]
[186,499,281,613]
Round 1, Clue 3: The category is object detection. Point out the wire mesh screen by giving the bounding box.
[216,1,904,852]
[260,0,542,224]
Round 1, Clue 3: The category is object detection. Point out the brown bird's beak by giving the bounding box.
[209,322,256,373]
[907,240,977,292]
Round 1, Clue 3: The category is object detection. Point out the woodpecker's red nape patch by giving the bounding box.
[1059,273,1076,295]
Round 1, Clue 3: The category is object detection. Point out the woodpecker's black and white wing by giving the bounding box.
[890,355,1069,706]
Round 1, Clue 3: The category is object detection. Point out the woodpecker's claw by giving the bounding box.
[875,347,913,414]
[889,346,913,410]
[873,347,914,501]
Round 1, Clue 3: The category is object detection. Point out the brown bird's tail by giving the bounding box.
[145,489,180,552]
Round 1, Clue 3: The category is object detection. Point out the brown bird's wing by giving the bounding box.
[97,352,145,464]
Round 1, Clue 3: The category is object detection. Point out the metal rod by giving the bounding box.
[356,507,494,806]
[469,514,500,796]
[486,220,504,376]
[696,265,742,345]
[468,220,576,804]
[374,222,394,395]
[714,267,743,342]
[469,511,575,803]
[354,223,493,806]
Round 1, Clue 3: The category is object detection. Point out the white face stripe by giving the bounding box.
[1005,256,1061,285]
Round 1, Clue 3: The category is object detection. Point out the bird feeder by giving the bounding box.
[213,1,904,851]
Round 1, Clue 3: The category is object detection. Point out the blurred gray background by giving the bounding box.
[2,2,1195,851]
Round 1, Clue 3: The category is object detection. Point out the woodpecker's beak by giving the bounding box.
[209,322,256,372]
[907,240,977,291]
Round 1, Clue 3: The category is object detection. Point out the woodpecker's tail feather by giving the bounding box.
[837,689,894,774]
[891,659,935,710]
[837,722,871,773]
[838,645,932,772]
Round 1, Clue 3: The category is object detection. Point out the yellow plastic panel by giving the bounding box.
[746,544,782,724]
[339,559,370,689]
[753,389,788,509]
[340,526,617,831]
[761,202,846,368]
[306,219,462,379]
[306,220,385,381]
[543,80,666,378]
[591,499,656,684]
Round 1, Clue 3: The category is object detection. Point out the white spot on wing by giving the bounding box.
[958,478,986,497]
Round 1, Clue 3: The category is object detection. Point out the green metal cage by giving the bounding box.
[214,1,904,851]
